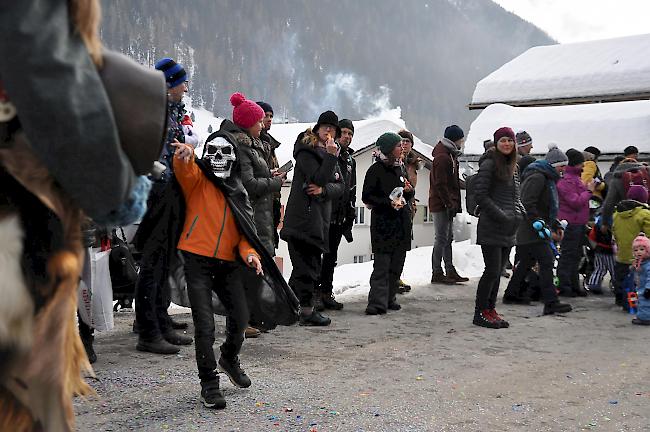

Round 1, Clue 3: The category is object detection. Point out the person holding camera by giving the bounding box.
[280,111,344,326]
[362,132,414,315]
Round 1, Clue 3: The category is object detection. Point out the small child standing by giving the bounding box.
[586,217,615,294]
[632,234,650,325]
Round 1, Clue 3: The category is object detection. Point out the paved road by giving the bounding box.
[75,282,650,431]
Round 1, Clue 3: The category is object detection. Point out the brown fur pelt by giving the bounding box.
[69,0,102,67]
[0,136,93,431]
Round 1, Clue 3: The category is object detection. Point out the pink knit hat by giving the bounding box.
[230,92,264,129]
[633,233,650,259]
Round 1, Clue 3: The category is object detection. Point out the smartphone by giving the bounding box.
[278,160,294,174]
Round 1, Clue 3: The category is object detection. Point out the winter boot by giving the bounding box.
[431,271,457,285]
[169,316,189,330]
[162,329,193,346]
[299,311,331,326]
[387,301,402,311]
[136,335,180,354]
[543,301,573,315]
[245,326,261,338]
[473,309,501,329]
[218,355,251,388]
[200,378,226,409]
[632,317,650,326]
[322,293,344,310]
[365,305,386,315]
[447,268,469,283]
[82,335,97,364]
[489,309,510,328]
[397,279,411,294]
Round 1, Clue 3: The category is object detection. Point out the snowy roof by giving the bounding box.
[189,106,434,180]
[469,34,650,109]
[464,101,650,156]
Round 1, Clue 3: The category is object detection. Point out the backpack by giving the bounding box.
[623,167,650,203]
[108,227,138,289]
[464,172,479,217]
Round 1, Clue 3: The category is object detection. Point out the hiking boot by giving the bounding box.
[82,337,97,364]
[447,268,469,283]
[322,293,344,310]
[365,305,386,315]
[489,309,510,328]
[473,309,501,329]
[431,271,457,285]
[218,356,251,388]
[136,336,180,354]
[170,317,189,330]
[200,379,226,409]
[162,330,193,346]
[313,291,325,312]
[387,302,402,311]
[299,311,331,326]
[502,294,531,305]
[543,301,573,315]
[245,326,261,338]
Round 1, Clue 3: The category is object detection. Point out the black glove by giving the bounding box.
[343,229,353,243]
[644,289,650,300]
[446,207,457,220]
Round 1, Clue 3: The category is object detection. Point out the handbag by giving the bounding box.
[108,227,138,289]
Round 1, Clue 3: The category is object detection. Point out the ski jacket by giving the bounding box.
[429,139,461,213]
[612,200,650,264]
[557,165,592,225]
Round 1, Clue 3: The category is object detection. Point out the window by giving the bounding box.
[354,207,366,225]
[354,255,366,264]
[423,205,434,223]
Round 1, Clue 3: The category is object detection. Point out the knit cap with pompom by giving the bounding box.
[633,233,650,267]
[545,143,568,167]
[230,92,264,129]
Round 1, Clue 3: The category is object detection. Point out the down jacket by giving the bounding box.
[557,165,592,225]
[473,150,524,247]
[280,129,343,252]
[612,200,650,264]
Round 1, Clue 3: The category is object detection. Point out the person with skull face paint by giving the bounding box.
[281,110,345,326]
[171,93,271,409]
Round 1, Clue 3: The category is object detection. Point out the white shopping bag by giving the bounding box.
[78,248,114,331]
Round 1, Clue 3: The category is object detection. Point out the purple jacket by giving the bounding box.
[557,165,592,224]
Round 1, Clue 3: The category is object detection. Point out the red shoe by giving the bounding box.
[473,309,500,329]
[489,309,510,328]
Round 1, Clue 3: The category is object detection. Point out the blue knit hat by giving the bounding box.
[155,57,187,88]
[444,125,464,143]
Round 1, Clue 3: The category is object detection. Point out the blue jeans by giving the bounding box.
[431,211,454,273]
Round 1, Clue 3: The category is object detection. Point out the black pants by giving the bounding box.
[287,239,323,307]
[319,224,344,295]
[557,224,585,293]
[476,245,510,310]
[505,242,558,304]
[368,249,407,311]
[613,261,631,303]
[77,311,94,342]
[183,251,249,383]
[135,246,172,339]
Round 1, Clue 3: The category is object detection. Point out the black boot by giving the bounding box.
[299,310,331,326]
[218,356,251,388]
[169,316,189,330]
[136,335,180,354]
[313,290,325,312]
[82,336,97,364]
[200,378,226,409]
[162,329,193,346]
[543,301,573,315]
[322,293,344,310]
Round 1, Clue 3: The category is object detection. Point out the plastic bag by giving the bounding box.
[78,248,114,331]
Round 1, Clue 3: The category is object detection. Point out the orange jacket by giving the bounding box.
[174,153,257,262]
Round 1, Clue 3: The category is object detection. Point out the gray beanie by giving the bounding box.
[516,130,532,148]
[545,143,568,167]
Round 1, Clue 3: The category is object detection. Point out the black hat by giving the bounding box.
[583,146,601,158]
[624,145,639,156]
[256,101,273,114]
[339,118,354,134]
[444,125,464,143]
[313,110,341,139]
[566,148,585,166]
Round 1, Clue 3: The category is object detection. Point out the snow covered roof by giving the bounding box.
[469,34,650,109]
[189,106,434,180]
[464,101,650,156]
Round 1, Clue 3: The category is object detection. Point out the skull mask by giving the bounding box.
[203,137,236,178]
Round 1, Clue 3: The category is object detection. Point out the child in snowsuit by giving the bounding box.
[632,234,650,325]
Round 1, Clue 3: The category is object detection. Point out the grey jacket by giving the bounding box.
[0,0,136,222]
[601,161,649,225]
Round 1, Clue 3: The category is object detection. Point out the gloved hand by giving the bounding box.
[343,229,353,243]
[532,219,552,240]
[644,289,650,300]
[446,207,457,220]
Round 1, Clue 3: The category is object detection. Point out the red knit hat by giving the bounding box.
[230,92,264,129]
[493,126,515,143]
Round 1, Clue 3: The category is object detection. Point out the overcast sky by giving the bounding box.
[492,0,650,43]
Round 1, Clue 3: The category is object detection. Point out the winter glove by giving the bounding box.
[644,289,650,300]
[343,228,353,243]
[446,207,457,220]
[532,219,552,240]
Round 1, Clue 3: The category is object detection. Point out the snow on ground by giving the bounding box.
[471,33,650,105]
[464,101,650,155]
[334,240,484,302]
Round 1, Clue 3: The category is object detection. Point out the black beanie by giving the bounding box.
[313,110,341,138]
[624,145,639,156]
[566,148,585,166]
[339,118,354,134]
[444,125,464,142]
[256,101,273,114]
[584,146,601,158]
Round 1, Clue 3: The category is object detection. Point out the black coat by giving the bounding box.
[362,160,414,254]
[280,129,344,252]
[474,151,524,247]
[330,146,357,232]
[516,161,560,245]
[227,123,282,256]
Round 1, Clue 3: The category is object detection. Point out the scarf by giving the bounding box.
[440,137,463,157]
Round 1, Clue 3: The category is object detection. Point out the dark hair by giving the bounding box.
[624,145,639,156]
[490,146,517,181]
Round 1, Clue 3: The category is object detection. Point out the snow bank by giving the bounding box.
[334,241,485,301]
[464,101,650,156]
[471,33,650,105]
